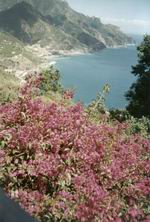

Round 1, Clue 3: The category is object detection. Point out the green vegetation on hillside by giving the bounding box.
[0,32,24,57]
[0,31,39,72]
[0,68,19,103]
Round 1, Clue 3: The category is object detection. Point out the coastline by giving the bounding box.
[5,49,87,83]
[107,43,136,49]
[4,43,135,82]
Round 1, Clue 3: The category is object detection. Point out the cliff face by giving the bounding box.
[0,0,133,52]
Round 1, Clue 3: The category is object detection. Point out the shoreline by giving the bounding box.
[5,44,135,81]
[107,43,136,49]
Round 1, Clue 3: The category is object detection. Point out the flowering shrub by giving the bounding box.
[63,89,74,100]
[0,76,150,222]
[126,117,150,139]
[109,109,150,139]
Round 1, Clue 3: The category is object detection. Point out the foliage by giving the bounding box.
[86,84,110,122]
[126,35,150,118]
[39,67,63,94]
[23,67,74,106]
[109,109,131,122]
[109,109,150,139]
[126,116,150,139]
[0,77,150,222]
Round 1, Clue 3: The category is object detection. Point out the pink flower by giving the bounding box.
[0,75,149,222]
[63,90,74,99]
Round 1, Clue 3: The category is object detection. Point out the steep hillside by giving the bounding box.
[0,2,105,52]
[0,0,133,50]
[0,2,43,44]
[0,31,40,74]
[0,67,19,103]
[0,2,80,50]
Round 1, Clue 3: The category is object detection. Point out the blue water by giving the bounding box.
[55,46,137,108]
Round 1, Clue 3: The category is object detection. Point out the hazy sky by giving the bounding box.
[67,0,150,34]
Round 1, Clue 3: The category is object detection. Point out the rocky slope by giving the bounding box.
[0,0,133,51]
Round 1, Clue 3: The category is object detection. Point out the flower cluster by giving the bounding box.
[63,90,74,100]
[0,77,149,222]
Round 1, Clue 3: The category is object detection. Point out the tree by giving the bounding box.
[40,66,63,94]
[126,35,150,118]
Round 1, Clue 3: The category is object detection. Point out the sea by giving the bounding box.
[55,45,139,109]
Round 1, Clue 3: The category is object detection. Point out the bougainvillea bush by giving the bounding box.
[0,75,150,222]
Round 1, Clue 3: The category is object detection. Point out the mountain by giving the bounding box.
[0,2,42,44]
[0,0,133,52]
[0,2,105,51]
[0,2,82,51]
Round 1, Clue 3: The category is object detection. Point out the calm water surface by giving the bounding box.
[55,46,137,108]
